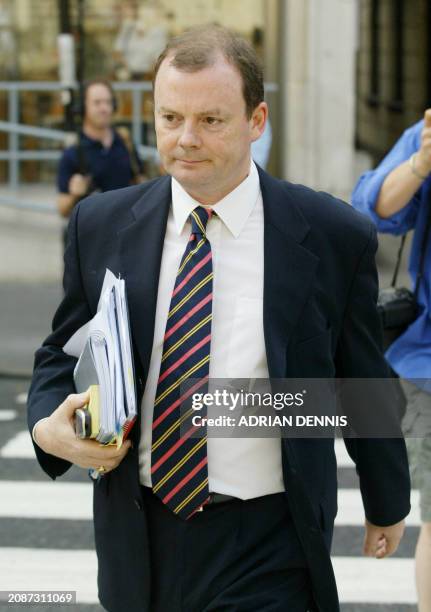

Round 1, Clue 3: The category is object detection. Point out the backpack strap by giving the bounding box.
[116,126,142,182]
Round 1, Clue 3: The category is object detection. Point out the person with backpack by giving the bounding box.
[57,78,144,224]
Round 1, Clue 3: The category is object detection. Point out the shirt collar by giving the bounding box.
[171,160,260,238]
[80,128,118,147]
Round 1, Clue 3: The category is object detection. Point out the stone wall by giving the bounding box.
[1,0,270,183]
[280,0,358,198]
[356,0,428,164]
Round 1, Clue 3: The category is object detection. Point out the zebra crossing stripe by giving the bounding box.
[0,431,35,459]
[0,547,98,604]
[0,409,17,421]
[335,489,420,527]
[0,547,417,606]
[0,482,92,519]
[332,557,416,604]
[334,438,355,467]
[0,432,393,469]
[0,480,420,528]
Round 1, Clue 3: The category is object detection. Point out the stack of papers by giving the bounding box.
[63,269,137,447]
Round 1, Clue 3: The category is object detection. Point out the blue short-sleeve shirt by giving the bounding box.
[352,120,431,380]
[57,129,142,194]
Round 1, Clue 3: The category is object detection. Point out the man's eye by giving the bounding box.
[164,114,176,122]
[205,117,220,125]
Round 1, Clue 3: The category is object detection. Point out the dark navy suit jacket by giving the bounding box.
[28,166,411,612]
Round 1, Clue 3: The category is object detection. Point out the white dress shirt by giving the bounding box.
[139,161,284,499]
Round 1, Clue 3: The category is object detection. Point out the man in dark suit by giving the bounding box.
[28,25,410,612]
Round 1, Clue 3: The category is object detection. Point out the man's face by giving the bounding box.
[84,84,114,129]
[154,53,267,204]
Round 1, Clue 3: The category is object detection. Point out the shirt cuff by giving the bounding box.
[32,417,50,447]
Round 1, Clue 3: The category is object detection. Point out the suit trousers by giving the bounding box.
[140,487,316,612]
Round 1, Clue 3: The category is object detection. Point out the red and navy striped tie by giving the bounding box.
[151,206,213,519]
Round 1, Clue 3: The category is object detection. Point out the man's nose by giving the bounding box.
[178,122,201,148]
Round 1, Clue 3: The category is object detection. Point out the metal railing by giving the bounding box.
[0,81,159,211]
[0,80,278,213]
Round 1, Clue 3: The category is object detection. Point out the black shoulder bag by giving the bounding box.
[378,204,431,350]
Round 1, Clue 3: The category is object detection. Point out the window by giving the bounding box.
[368,0,380,106]
[427,0,431,107]
[388,0,404,111]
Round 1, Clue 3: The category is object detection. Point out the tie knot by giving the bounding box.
[189,206,212,237]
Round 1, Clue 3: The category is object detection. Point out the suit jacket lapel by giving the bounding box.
[258,166,320,377]
[118,176,171,377]
[118,168,319,380]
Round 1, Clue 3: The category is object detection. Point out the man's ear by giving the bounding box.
[250,102,268,142]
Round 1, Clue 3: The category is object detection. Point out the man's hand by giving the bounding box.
[68,173,91,198]
[34,391,131,473]
[416,108,431,176]
[363,518,405,559]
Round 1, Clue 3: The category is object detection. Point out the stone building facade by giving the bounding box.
[1,0,362,196]
[355,0,431,165]
[0,0,273,183]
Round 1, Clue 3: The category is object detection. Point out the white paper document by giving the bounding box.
[64,269,137,445]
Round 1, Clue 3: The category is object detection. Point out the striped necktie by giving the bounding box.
[151,206,213,519]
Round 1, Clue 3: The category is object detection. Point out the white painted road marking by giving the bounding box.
[0,482,92,519]
[0,409,17,422]
[0,431,35,458]
[335,489,420,527]
[0,548,416,605]
[0,480,420,527]
[332,556,416,603]
[335,438,355,467]
[0,548,98,604]
[15,392,28,405]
